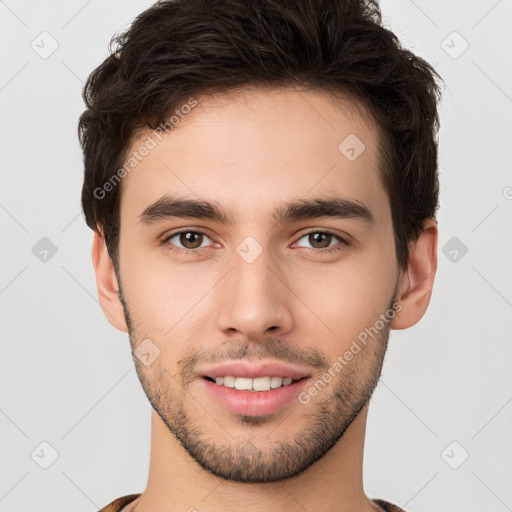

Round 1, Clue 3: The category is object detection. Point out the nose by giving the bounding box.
[216,243,294,339]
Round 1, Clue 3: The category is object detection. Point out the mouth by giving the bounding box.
[196,361,313,416]
[202,375,307,392]
[200,375,312,416]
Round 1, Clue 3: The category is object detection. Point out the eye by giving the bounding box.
[293,231,348,254]
[163,230,214,252]
[161,229,348,255]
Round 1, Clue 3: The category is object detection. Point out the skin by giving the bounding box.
[92,85,437,512]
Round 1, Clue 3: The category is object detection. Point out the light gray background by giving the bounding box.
[1,1,511,511]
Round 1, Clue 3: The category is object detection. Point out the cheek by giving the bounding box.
[289,251,395,344]
[120,249,209,331]
[120,227,397,342]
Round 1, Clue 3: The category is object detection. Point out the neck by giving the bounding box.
[133,405,380,512]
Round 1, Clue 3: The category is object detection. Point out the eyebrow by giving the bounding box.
[138,193,376,227]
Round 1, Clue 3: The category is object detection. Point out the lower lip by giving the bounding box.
[201,377,311,416]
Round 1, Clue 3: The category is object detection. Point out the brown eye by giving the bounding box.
[181,232,203,248]
[294,231,348,254]
[165,230,211,251]
[308,232,333,249]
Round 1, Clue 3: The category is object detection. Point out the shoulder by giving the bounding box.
[98,493,141,512]
[372,498,407,512]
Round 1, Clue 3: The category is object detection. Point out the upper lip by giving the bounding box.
[198,361,312,380]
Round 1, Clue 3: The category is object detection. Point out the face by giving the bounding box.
[114,86,402,483]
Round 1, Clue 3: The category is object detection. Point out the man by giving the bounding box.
[79,0,443,510]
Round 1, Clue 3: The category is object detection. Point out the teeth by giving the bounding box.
[222,376,235,387]
[213,376,295,391]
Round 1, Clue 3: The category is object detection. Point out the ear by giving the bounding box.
[390,218,438,330]
[91,231,129,332]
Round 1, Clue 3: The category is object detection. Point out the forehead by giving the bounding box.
[120,85,389,227]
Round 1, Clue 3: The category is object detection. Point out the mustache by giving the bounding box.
[178,337,330,380]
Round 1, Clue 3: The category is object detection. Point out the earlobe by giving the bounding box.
[390,219,438,330]
[91,231,129,333]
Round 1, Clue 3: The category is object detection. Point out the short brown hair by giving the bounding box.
[78,0,444,271]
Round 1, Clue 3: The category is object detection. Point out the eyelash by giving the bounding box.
[161,229,349,255]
